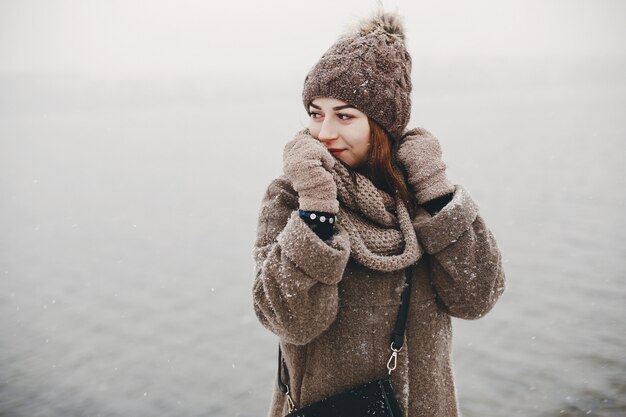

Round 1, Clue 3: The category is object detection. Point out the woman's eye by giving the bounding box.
[309,112,322,119]
[338,114,353,121]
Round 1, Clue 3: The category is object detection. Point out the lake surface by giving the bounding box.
[1,74,625,416]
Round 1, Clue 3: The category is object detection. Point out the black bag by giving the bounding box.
[277,267,413,417]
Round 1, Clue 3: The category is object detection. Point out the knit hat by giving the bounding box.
[302,10,412,139]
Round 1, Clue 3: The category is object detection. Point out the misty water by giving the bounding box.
[1,72,625,416]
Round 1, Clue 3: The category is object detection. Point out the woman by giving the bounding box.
[252,10,505,417]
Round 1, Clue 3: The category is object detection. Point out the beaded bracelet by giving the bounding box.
[298,209,337,225]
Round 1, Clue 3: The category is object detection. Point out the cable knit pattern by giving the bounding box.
[302,11,412,138]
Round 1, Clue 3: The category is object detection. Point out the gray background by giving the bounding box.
[1,1,625,416]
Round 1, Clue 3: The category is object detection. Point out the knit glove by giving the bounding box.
[396,127,455,204]
[283,129,339,214]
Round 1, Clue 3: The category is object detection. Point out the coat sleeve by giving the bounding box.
[412,184,506,320]
[252,175,351,345]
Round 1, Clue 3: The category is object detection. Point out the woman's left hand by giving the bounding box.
[396,127,455,204]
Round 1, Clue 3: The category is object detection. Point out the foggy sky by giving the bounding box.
[1,0,624,79]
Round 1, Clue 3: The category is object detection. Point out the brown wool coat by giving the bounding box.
[252,175,506,417]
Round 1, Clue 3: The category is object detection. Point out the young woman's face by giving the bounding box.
[308,97,371,168]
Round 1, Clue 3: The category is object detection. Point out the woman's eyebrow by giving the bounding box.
[309,103,357,111]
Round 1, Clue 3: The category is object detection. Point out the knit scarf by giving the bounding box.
[330,160,422,272]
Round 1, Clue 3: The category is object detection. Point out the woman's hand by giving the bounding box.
[283,129,340,214]
[396,127,455,204]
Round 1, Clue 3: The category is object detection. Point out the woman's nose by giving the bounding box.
[317,119,338,141]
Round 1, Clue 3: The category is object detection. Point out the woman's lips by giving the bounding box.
[329,149,345,155]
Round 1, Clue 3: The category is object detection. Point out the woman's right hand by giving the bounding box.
[283,129,339,214]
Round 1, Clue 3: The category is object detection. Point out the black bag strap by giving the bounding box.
[277,266,413,398]
[391,266,413,350]
[277,345,290,394]
[278,342,296,411]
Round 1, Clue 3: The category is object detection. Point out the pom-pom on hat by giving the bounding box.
[302,10,412,139]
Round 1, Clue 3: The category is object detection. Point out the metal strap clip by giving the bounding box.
[387,342,402,375]
[285,385,296,412]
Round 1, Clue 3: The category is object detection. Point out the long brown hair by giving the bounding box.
[351,118,418,218]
